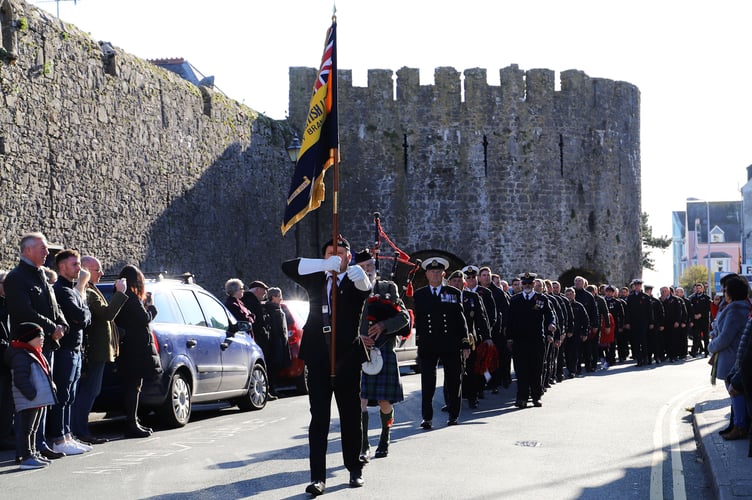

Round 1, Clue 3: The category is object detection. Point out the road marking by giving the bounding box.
[650,384,707,499]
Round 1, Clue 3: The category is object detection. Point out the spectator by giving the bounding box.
[115,265,162,438]
[70,256,128,444]
[708,276,751,441]
[264,287,292,398]
[49,249,92,456]
[223,279,255,325]
[6,323,57,470]
[3,232,68,461]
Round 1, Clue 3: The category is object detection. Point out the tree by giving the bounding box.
[641,212,672,271]
[679,265,709,290]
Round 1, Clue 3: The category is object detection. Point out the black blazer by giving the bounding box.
[413,285,469,354]
[282,259,369,365]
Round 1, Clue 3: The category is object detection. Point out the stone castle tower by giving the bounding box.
[289,65,642,286]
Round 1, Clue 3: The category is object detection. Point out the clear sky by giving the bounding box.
[34,0,752,286]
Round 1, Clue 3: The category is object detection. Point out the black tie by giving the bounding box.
[433,287,439,297]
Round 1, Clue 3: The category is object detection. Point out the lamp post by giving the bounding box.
[286,134,302,163]
[687,197,712,293]
[287,134,302,259]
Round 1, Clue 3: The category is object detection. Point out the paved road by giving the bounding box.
[1,357,715,499]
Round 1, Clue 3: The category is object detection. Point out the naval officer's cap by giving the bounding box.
[461,265,479,277]
[448,270,465,280]
[519,272,537,284]
[422,257,449,271]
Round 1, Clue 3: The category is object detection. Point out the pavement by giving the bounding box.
[694,383,752,499]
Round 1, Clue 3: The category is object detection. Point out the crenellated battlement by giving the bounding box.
[290,64,642,285]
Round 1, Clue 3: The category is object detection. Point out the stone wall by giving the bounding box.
[0,1,298,297]
[289,64,642,287]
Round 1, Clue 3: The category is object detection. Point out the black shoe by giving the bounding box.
[359,447,370,464]
[447,418,459,426]
[532,400,542,407]
[126,427,151,438]
[469,399,479,409]
[40,447,65,460]
[305,481,326,496]
[514,400,527,409]
[719,421,734,435]
[349,471,364,488]
[79,434,109,445]
[374,445,388,458]
[440,405,448,412]
[420,420,432,430]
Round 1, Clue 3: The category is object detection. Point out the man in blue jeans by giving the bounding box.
[71,256,128,444]
[50,249,92,456]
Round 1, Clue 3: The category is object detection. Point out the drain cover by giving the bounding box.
[515,440,541,447]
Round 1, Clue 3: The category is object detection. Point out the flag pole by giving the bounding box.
[330,146,339,378]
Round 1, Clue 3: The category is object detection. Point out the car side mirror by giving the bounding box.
[234,321,252,334]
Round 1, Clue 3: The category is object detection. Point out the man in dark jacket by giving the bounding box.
[507,273,556,408]
[414,258,469,428]
[50,249,91,456]
[282,236,371,495]
[3,232,69,461]
[624,279,654,366]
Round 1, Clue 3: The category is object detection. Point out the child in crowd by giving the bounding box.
[6,322,57,470]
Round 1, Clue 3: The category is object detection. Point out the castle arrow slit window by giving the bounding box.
[403,134,409,174]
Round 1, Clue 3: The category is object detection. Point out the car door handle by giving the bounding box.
[220,339,233,350]
[186,339,198,348]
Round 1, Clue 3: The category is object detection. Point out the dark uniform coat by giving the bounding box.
[413,284,469,421]
[508,291,555,405]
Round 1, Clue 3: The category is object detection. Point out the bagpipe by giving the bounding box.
[365,212,420,340]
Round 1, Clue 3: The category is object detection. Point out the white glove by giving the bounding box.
[297,256,342,275]
[347,265,372,292]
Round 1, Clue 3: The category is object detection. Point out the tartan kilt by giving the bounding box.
[361,343,404,404]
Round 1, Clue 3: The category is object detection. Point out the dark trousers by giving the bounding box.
[71,360,106,436]
[306,356,362,482]
[690,326,708,356]
[48,348,81,440]
[420,350,463,421]
[629,325,648,364]
[461,350,481,401]
[512,341,545,403]
[615,328,630,362]
[564,335,580,375]
[0,362,13,442]
[16,408,42,460]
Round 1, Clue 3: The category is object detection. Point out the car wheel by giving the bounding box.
[158,372,191,428]
[237,362,267,411]
[295,364,309,394]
